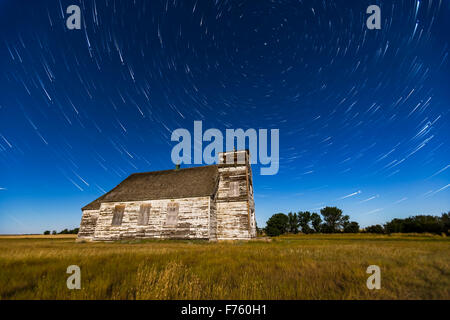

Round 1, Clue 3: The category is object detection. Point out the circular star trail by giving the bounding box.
[0,0,448,233]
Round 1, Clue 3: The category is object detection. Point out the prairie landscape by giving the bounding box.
[0,234,448,300]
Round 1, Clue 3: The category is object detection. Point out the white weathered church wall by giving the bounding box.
[78,196,211,241]
[77,209,99,241]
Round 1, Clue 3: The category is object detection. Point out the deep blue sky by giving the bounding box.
[0,0,449,234]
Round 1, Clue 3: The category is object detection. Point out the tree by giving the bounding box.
[59,229,70,234]
[265,213,289,237]
[364,225,384,234]
[384,214,448,234]
[311,213,322,233]
[342,216,350,231]
[320,207,348,233]
[343,221,360,233]
[298,211,313,234]
[43,230,50,235]
[442,212,450,235]
[384,218,403,233]
[287,212,299,234]
[52,230,57,235]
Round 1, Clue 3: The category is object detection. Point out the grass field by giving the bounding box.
[0,234,449,300]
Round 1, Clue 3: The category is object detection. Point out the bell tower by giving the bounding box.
[218,149,250,165]
[214,149,256,239]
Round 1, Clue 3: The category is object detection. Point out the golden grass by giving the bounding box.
[0,234,448,300]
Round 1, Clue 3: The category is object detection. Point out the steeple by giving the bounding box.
[218,149,249,165]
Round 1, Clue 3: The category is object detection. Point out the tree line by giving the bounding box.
[43,228,79,235]
[262,207,450,237]
[378,213,449,234]
[264,207,360,236]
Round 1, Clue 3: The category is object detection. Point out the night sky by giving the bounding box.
[0,0,449,234]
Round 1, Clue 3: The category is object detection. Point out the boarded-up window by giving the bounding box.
[137,204,151,226]
[229,181,239,197]
[90,216,98,226]
[165,203,179,227]
[111,205,125,226]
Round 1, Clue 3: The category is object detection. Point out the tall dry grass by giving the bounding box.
[0,234,448,300]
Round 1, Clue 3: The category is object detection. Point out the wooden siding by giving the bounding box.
[78,196,211,241]
[209,194,217,240]
[77,210,99,240]
[216,201,251,239]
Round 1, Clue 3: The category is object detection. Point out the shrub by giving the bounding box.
[364,225,384,234]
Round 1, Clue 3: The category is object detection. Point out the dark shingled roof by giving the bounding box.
[82,165,220,210]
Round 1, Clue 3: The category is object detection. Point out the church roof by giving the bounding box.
[82,165,220,210]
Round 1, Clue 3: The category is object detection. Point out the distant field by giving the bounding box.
[0,234,448,300]
[0,234,77,239]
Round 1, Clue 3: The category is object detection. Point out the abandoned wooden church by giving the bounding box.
[77,150,256,241]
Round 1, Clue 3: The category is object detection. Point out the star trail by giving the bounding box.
[0,0,448,234]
